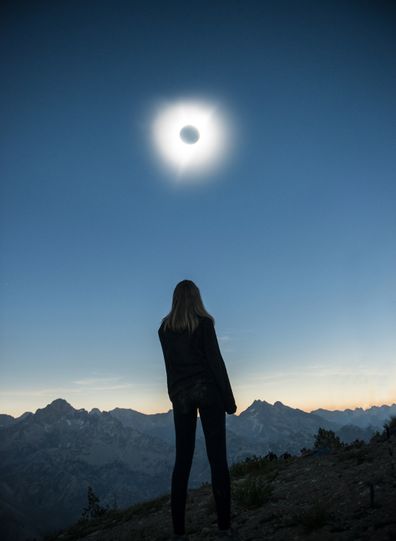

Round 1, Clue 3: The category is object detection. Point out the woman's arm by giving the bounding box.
[202,318,237,414]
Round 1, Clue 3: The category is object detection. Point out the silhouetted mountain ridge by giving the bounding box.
[1,397,394,541]
[312,403,396,428]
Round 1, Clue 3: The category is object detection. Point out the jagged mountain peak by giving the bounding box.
[250,399,271,407]
[89,407,102,415]
[244,399,289,413]
[239,399,273,417]
[35,398,76,417]
[274,400,285,407]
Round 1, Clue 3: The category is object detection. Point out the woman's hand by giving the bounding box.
[226,403,237,415]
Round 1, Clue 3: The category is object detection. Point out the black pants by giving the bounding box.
[171,379,231,535]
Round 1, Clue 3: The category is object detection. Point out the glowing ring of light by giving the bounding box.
[151,99,230,175]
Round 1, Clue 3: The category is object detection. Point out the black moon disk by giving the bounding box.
[179,125,200,144]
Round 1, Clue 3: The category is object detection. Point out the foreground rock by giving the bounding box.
[46,433,396,541]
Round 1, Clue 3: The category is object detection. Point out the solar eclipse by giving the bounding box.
[151,98,233,177]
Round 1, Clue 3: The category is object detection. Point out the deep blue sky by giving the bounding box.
[1,0,395,416]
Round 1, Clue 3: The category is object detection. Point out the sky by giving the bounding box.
[1,0,395,417]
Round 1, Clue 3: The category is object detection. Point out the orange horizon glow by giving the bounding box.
[2,396,396,419]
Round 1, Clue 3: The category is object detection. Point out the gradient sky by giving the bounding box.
[1,0,395,417]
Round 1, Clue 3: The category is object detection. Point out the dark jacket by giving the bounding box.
[158,315,237,414]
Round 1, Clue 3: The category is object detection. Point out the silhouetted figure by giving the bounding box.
[158,280,238,541]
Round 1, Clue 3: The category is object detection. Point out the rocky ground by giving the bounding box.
[46,433,396,541]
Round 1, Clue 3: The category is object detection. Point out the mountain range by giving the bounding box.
[0,398,395,541]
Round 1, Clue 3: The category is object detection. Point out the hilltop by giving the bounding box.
[2,398,396,540]
[45,428,396,541]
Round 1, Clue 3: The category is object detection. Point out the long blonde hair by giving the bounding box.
[161,280,214,334]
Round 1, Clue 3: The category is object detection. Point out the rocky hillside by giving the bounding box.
[45,429,396,541]
[1,398,392,541]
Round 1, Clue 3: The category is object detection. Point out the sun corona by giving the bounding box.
[151,99,232,177]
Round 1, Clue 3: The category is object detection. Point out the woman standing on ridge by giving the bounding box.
[158,280,240,541]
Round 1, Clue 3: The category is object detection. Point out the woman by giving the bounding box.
[158,280,240,541]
